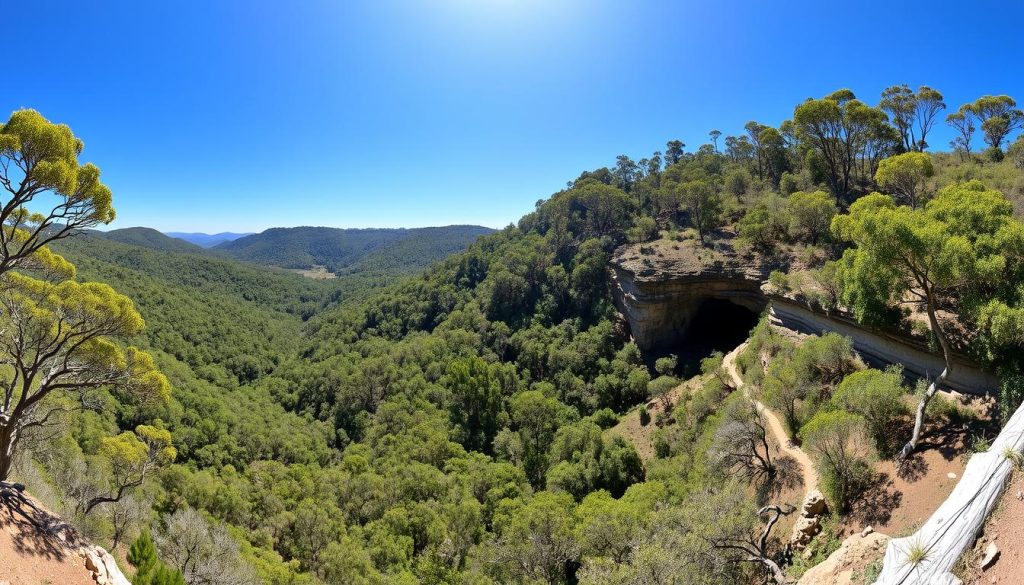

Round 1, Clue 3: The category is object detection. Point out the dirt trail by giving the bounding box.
[723,342,818,495]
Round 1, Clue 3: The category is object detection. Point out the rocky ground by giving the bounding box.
[0,486,129,585]
[960,472,1024,584]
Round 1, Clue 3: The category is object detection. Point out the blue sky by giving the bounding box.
[3,0,1024,233]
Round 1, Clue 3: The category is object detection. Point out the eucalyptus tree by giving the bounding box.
[972,95,1024,153]
[0,273,170,481]
[665,140,685,166]
[793,89,897,203]
[0,109,116,277]
[832,181,1024,458]
[874,151,935,209]
[946,105,977,159]
[709,129,722,151]
[879,85,945,152]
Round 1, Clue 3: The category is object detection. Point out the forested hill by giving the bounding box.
[212,224,495,274]
[92,226,206,253]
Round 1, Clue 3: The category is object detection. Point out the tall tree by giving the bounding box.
[677,179,723,243]
[613,155,640,192]
[831,182,1024,458]
[913,86,946,151]
[709,129,722,151]
[744,121,768,180]
[972,95,1024,152]
[664,140,685,166]
[647,151,662,176]
[793,90,896,203]
[946,105,977,160]
[880,84,916,152]
[0,273,170,481]
[0,109,116,277]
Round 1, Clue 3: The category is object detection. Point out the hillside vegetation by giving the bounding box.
[4,88,1024,585]
[213,225,495,275]
[95,227,206,253]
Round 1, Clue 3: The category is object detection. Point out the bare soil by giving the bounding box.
[607,374,706,461]
[0,488,95,585]
[846,415,995,538]
[960,472,1024,584]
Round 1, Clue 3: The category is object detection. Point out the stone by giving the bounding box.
[801,489,827,517]
[796,532,890,585]
[948,472,957,479]
[861,526,873,537]
[791,515,822,548]
[81,545,131,585]
[981,542,1000,570]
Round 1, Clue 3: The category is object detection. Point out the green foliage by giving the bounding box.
[214,225,493,274]
[638,406,651,427]
[738,194,789,252]
[677,179,723,242]
[832,368,909,457]
[875,152,935,208]
[98,228,205,253]
[787,190,838,244]
[129,531,185,585]
[802,410,875,512]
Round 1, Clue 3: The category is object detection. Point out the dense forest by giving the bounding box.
[3,86,1024,585]
[211,225,495,275]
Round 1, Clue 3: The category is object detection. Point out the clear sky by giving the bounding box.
[3,0,1023,233]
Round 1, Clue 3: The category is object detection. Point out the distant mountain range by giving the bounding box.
[165,231,254,248]
[85,225,495,277]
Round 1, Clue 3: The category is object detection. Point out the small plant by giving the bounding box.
[1002,446,1024,470]
[969,432,991,454]
[768,270,790,293]
[904,540,929,568]
[638,406,651,426]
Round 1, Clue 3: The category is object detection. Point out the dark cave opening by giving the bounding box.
[670,297,761,377]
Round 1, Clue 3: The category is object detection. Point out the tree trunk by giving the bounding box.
[899,295,953,460]
[0,425,16,482]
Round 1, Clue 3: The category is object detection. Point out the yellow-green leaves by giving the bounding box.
[126,347,172,406]
[0,109,115,280]
[875,152,934,208]
[0,271,170,410]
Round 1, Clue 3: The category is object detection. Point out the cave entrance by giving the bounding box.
[671,297,760,377]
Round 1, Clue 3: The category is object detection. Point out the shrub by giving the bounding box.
[639,406,651,427]
[802,410,875,512]
[627,216,659,243]
[787,190,838,244]
[590,408,619,429]
[654,355,677,376]
[832,368,909,457]
[768,270,790,293]
[779,171,799,195]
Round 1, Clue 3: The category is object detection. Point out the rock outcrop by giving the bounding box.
[797,531,890,585]
[610,237,999,395]
[81,545,132,585]
[791,490,828,550]
[610,239,769,351]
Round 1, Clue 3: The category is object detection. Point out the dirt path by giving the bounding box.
[723,342,818,495]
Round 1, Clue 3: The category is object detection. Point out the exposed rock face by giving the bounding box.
[791,490,828,550]
[610,239,999,395]
[797,531,890,585]
[768,297,999,394]
[610,240,770,351]
[80,545,131,585]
